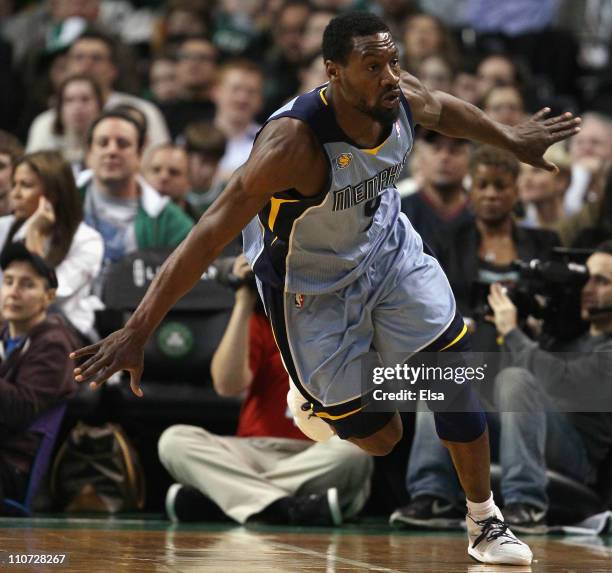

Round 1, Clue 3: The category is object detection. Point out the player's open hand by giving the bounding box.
[70,328,145,397]
[509,108,581,172]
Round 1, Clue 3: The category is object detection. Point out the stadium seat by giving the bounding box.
[2,403,67,516]
[97,248,241,427]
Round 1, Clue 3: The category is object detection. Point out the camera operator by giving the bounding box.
[484,241,612,532]
[158,254,372,525]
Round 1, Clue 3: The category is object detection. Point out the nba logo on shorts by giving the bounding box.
[295,293,305,308]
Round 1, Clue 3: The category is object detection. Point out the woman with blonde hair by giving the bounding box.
[0,151,104,340]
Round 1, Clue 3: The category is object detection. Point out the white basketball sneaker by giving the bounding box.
[466,505,533,565]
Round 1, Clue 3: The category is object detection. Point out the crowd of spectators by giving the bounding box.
[1,0,612,529]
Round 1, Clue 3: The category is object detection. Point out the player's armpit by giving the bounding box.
[241,117,328,199]
[399,71,442,128]
[193,119,326,250]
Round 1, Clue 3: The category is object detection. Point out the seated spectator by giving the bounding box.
[159,35,218,140]
[0,243,78,509]
[300,8,336,61]
[401,12,457,75]
[159,255,373,525]
[481,241,612,531]
[151,0,212,54]
[44,74,104,176]
[416,54,455,94]
[2,0,96,65]
[482,85,526,126]
[296,52,329,95]
[452,62,481,107]
[431,146,559,348]
[26,30,170,153]
[182,122,227,217]
[519,156,571,230]
[143,144,198,222]
[261,0,311,119]
[110,103,150,151]
[557,165,612,248]
[0,151,103,341]
[212,60,263,184]
[79,111,193,265]
[0,131,24,217]
[476,54,520,103]
[148,55,179,105]
[375,0,419,40]
[211,0,263,58]
[564,112,612,215]
[400,129,473,247]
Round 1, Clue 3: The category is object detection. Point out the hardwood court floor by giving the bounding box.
[0,517,611,573]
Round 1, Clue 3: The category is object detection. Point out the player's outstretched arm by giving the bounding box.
[400,71,581,172]
[70,118,324,396]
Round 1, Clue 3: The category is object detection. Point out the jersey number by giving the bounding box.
[363,196,381,232]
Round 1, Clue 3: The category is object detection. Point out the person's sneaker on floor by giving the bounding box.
[503,503,547,534]
[165,483,226,523]
[466,505,533,565]
[389,495,464,530]
[289,487,343,526]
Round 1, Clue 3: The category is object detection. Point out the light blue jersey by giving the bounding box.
[244,84,414,294]
[243,84,457,407]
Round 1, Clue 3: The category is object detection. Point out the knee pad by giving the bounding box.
[434,410,487,443]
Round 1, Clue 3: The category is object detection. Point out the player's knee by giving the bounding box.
[351,416,403,456]
[435,411,486,443]
[363,434,401,456]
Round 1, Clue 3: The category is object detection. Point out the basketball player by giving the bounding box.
[71,13,581,565]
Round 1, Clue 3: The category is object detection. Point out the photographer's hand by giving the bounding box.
[210,254,257,397]
[487,283,518,336]
[232,254,257,307]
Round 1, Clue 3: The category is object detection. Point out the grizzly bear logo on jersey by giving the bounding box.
[335,153,353,169]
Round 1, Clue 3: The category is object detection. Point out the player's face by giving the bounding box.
[337,33,401,126]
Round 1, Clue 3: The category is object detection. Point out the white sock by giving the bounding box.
[466,492,495,520]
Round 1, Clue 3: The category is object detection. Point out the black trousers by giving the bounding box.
[0,454,29,504]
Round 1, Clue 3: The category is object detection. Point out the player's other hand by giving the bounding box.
[70,328,145,397]
[509,108,581,172]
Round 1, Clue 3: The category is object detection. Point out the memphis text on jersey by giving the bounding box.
[332,150,409,212]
